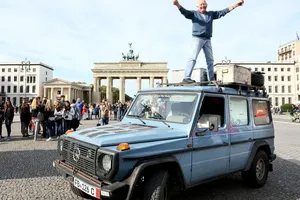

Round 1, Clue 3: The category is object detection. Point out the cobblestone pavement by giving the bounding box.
[0,118,300,200]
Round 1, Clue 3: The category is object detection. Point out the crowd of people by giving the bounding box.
[0,95,131,141]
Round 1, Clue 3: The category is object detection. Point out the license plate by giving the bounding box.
[74,177,100,199]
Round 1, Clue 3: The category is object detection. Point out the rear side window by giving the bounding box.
[229,97,249,126]
[252,100,271,125]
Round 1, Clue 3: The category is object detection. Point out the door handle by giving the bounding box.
[196,132,206,136]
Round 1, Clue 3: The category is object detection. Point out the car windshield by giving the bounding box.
[127,93,198,124]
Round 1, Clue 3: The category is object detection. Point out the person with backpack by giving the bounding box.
[71,99,80,131]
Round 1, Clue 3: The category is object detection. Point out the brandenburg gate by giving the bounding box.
[91,43,169,103]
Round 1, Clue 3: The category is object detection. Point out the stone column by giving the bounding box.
[93,78,97,92]
[89,89,92,103]
[98,78,102,103]
[162,77,168,84]
[43,87,47,98]
[68,87,71,101]
[119,76,125,102]
[61,87,64,96]
[149,76,154,88]
[50,87,53,101]
[106,77,113,103]
[136,77,141,92]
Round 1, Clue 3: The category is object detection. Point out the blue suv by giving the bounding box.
[53,82,276,200]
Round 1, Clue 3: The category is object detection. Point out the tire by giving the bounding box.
[242,150,269,188]
[70,183,92,199]
[143,170,170,200]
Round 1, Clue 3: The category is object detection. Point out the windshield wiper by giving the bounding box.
[128,114,146,125]
[148,113,171,128]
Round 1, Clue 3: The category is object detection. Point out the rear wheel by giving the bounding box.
[143,170,170,200]
[242,150,269,188]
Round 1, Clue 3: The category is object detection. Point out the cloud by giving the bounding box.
[0,0,299,98]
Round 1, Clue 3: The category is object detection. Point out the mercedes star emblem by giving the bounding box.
[73,147,81,162]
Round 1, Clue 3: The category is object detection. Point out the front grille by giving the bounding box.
[62,139,97,175]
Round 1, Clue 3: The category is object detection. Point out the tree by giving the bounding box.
[99,86,132,103]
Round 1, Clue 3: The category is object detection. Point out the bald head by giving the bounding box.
[197,0,207,13]
[198,0,207,4]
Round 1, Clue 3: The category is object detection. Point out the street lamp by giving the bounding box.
[21,58,31,101]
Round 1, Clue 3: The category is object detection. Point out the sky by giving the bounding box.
[0,0,299,98]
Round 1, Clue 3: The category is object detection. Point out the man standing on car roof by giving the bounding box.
[173,0,244,84]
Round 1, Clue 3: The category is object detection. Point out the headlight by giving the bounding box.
[96,150,119,181]
[102,155,112,171]
[98,154,113,173]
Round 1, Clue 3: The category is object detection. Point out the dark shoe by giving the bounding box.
[181,78,196,84]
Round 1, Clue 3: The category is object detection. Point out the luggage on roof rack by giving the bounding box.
[251,72,265,87]
[215,64,251,85]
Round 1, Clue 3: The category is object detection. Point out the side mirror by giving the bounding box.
[209,116,219,132]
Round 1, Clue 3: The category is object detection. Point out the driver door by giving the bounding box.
[191,94,230,183]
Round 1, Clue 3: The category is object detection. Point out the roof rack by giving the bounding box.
[157,81,268,97]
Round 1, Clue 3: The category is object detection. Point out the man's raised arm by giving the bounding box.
[173,0,194,20]
[213,0,244,19]
[229,0,244,12]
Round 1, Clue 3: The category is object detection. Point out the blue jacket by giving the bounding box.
[179,7,230,38]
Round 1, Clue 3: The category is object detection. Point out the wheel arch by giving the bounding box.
[123,156,186,200]
[244,141,271,171]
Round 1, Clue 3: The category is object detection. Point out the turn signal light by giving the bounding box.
[117,143,130,151]
[65,129,74,135]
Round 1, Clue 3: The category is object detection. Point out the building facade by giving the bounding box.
[43,78,93,103]
[92,43,169,103]
[277,39,300,63]
[0,62,53,106]
[171,62,300,106]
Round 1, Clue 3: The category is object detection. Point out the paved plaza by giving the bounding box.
[0,115,300,200]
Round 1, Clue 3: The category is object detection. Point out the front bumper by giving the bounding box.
[53,160,128,200]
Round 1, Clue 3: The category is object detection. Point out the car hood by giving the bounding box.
[67,122,187,147]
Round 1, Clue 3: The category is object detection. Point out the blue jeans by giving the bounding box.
[184,36,215,81]
[46,120,55,138]
[100,117,109,126]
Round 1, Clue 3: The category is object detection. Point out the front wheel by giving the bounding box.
[143,170,170,200]
[242,150,269,188]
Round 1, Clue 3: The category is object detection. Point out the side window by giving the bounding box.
[229,97,249,126]
[252,100,271,125]
[197,96,225,129]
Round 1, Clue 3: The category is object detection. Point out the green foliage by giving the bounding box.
[280,104,294,112]
[99,85,132,103]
